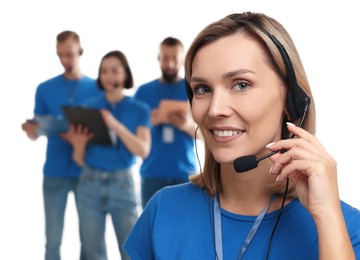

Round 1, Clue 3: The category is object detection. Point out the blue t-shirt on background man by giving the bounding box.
[134,79,197,180]
[34,74,101,178]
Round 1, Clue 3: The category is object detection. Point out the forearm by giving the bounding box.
[182,123,197,138]
[26,132,38,141]
[113,123,150,159]
[176,118,200,139]
[72,146,86,166]
[316,209,355,260]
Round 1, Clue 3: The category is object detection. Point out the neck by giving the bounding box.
[63,67,82,80]
[105,88,124,104]
[219,161,285,215]
[160,75,181,83]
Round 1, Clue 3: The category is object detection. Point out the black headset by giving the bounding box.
[185,21,311,123]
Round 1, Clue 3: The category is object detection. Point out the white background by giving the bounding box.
[1,1,359,259]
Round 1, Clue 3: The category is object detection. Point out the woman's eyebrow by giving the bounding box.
[222,69,255,79]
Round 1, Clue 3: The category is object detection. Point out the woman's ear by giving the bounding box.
[284,112,292,122]
[283,101,292,121]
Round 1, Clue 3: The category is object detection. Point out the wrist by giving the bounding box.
[313,206,346,236]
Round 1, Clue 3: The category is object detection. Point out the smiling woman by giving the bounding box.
[3,1,360,260]
[63,50,152,260]
[190,34,289,165]
[123,11,360,260]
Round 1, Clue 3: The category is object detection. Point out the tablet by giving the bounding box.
[62,106,113,145]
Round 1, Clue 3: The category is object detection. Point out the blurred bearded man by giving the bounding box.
[21,30,101,260]
[134,37,198,208]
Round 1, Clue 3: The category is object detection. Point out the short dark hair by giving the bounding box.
[56,30,80,43]
[56,30,83,55]
[97,50,134,90]
[160,37,183,48]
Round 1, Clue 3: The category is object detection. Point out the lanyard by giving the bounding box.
[214,193,276,260]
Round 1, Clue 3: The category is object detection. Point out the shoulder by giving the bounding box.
[124,96,151,112]
[35,75,65,97]
[125,182,209,259]
[340,201,360,256]
[135,79,160,93]
[37,75,63,89]
[138,79,160,89]
[80,75,95,82]
[340,200,360,214]
[178,78,186,84]
[79,75,97,88]
[146,182,206,211]
[126,96,150,108]
[82,93,105,107]
[340,200,360,227]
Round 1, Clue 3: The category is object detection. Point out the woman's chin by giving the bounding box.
[212,154,237,165]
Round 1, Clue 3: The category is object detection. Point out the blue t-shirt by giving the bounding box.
[34,74,101,178]
[124,183,360,259]
[82,94,151,171]
[134,79,196,179]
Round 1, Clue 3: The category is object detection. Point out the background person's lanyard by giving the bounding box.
[214,193,276,260]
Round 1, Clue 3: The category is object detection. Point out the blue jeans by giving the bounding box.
[43,176,85,260]
[77,165,138,260]
[141,177,189,208]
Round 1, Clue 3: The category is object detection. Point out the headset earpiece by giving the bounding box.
[266,34,310,120]
[79,47,84,56]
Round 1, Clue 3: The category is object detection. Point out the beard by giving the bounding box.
[161,69,178,83]
[63,65,75,74]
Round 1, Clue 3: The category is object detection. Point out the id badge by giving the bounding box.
[162,126,174,143]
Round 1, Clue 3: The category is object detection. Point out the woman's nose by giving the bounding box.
[207,89,233,118]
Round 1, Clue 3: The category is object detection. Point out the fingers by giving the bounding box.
[269,145,319,174]
[271,159,313,183]
[64,123,94,146]
[266,122,341,218]
[267,123,326,157]
[267,123,312,178]
[267,122,335,182]
[68,124,93,137]
[168,112,185,125]
[22,121,38,132]
[151,109,159,117]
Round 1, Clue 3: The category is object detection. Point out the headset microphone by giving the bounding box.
[233,151,279,173]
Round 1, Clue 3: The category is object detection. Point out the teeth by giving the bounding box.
[213,130,240,137]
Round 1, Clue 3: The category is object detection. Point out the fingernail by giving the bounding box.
[286,122,295,127]
[268,166,273,175]
[265,142,275,148]
[276,175,281,182]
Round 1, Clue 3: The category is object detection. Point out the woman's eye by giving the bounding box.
[193,85,211,95]
[233,81,250,91]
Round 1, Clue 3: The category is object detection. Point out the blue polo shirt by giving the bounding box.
[82,94,151,171]
[34,74,101,178]
[134,79,197,179]
[124,183,360,259]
